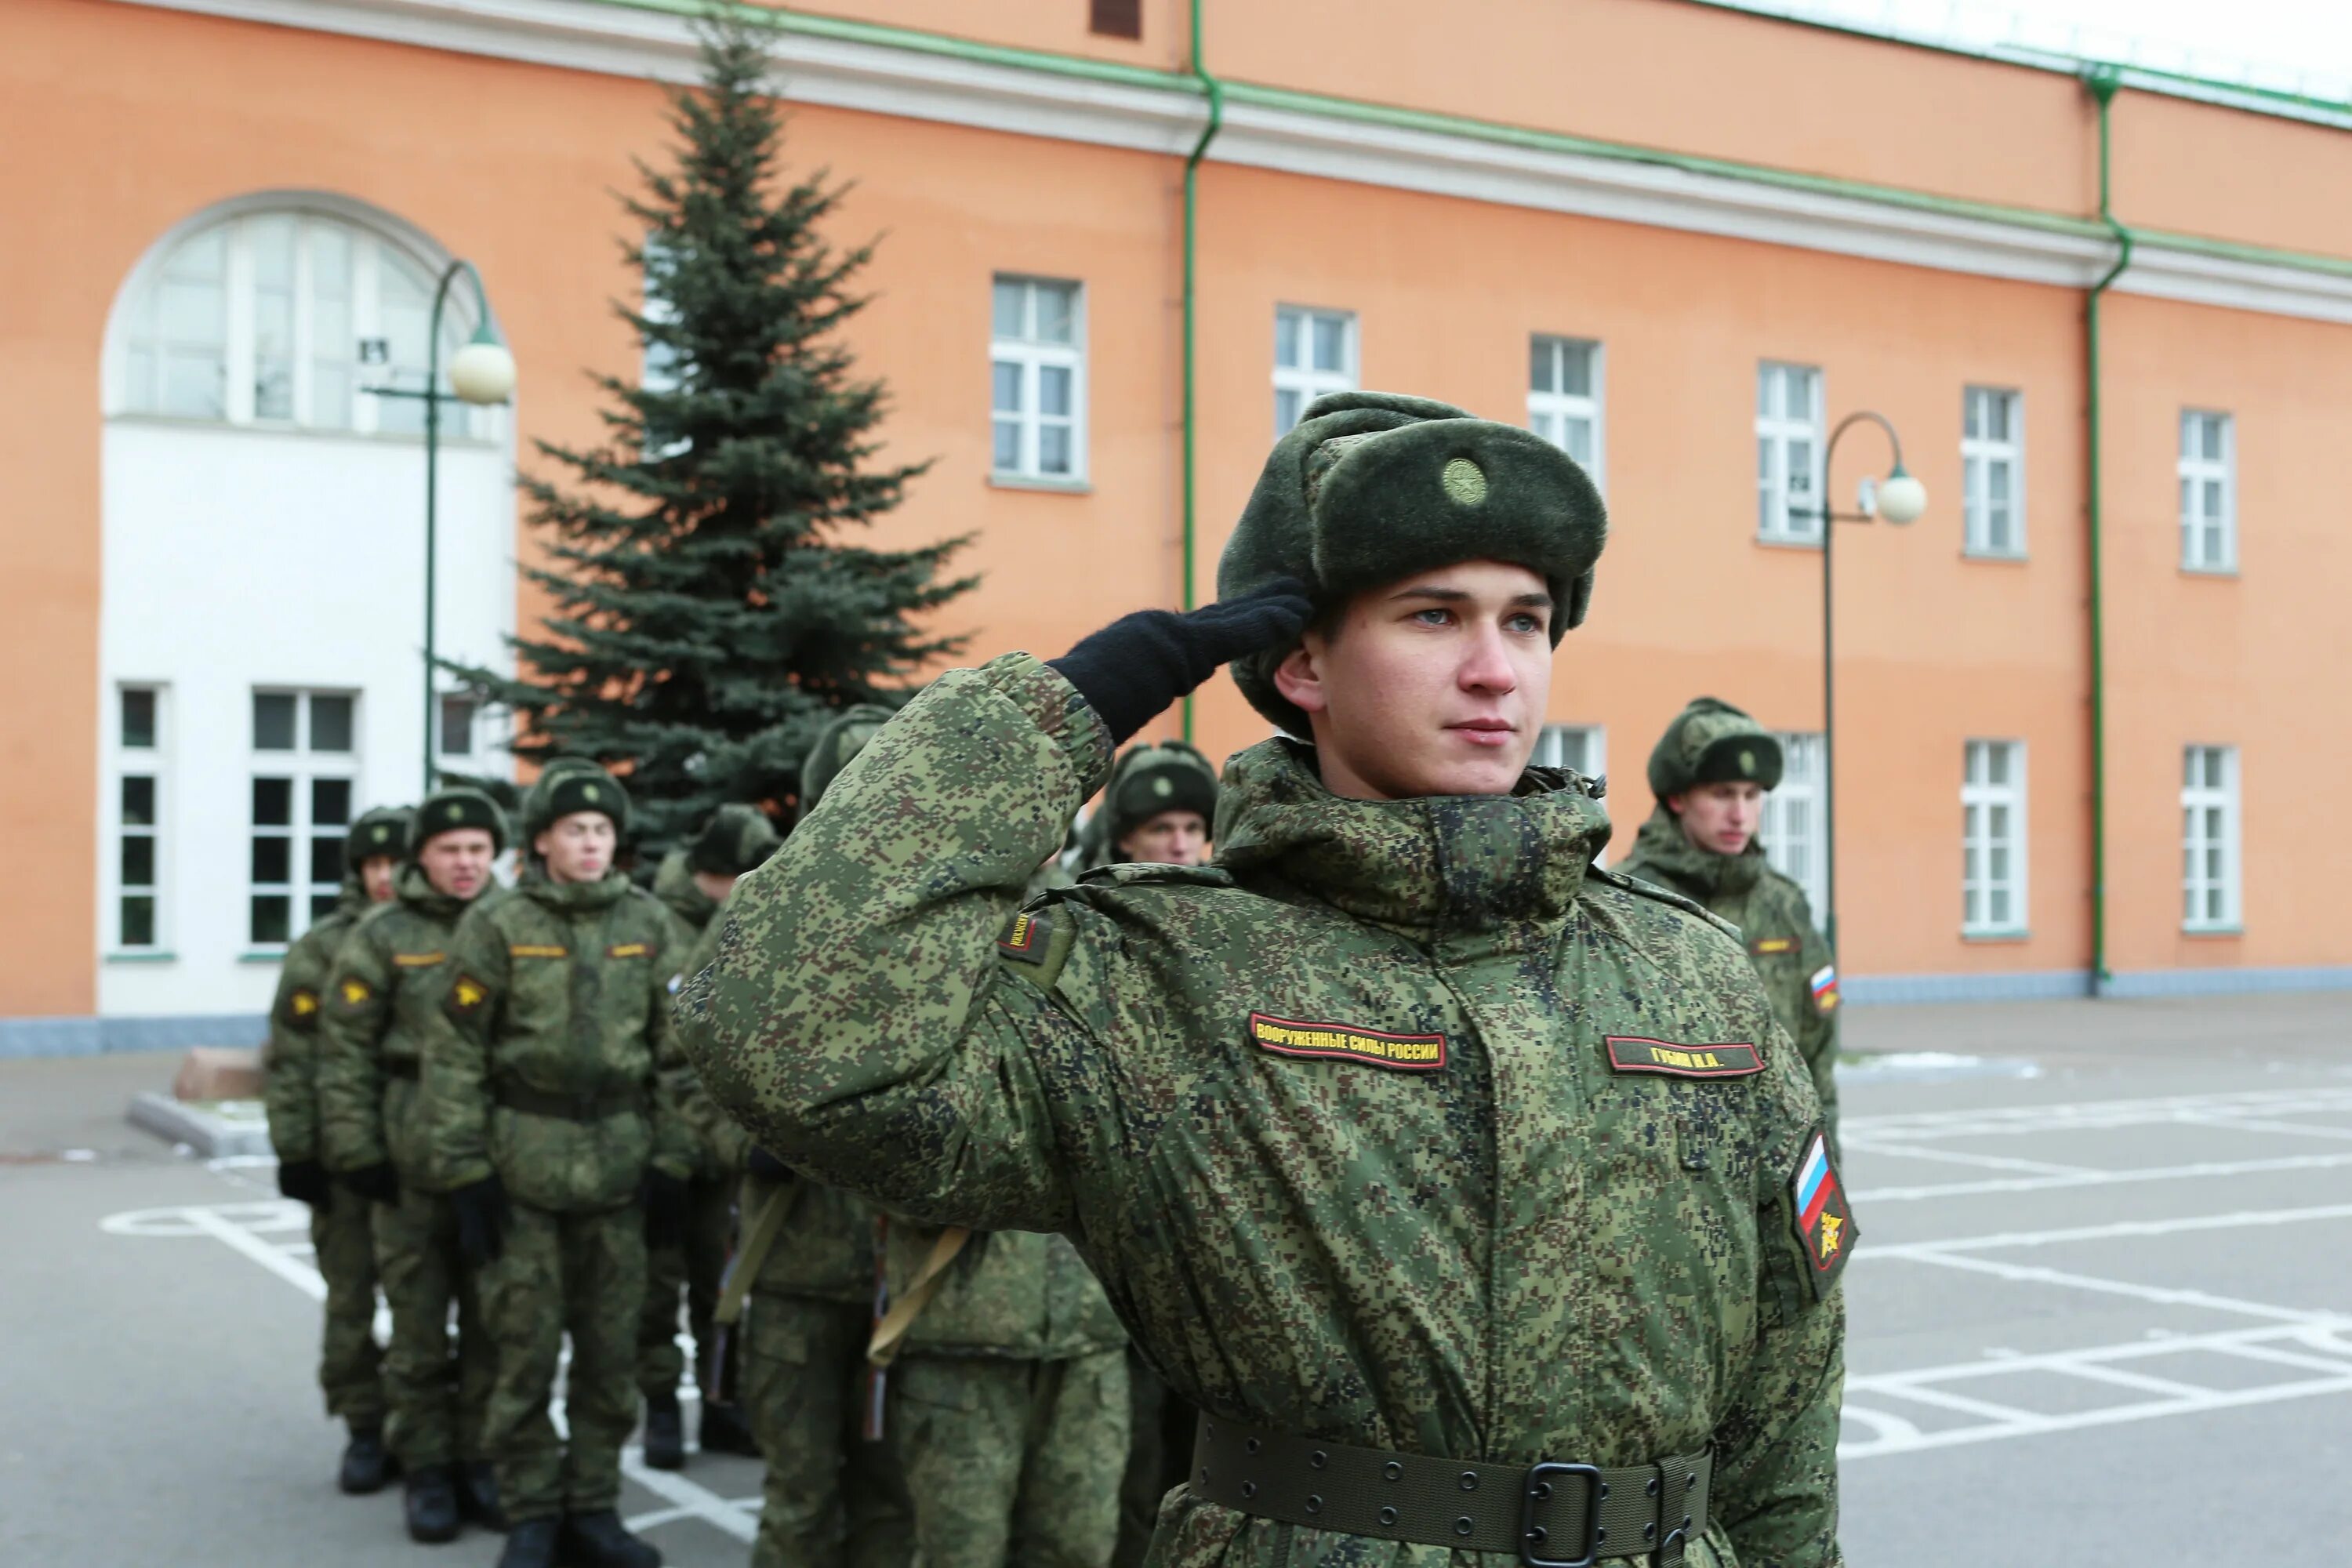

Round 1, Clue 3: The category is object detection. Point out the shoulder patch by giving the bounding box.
[608,942,652,959]
[509,944,568,960]
[446,972,490,1018]
[1790,1127,1855,1298]
[1604,1036,1765,1080]
[289,987,321,1018]
[1248,1012,1447,1073]
[1748,936,1795,956]
[996,909,1051,963]
[393,951,447,968]
[1809,964,1841,1014]
[993,905,1078,991]
[337,977,372,1008]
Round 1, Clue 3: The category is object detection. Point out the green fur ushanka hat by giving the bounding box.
[800,704,895,815]
[1647,697,1784,800]
[347,805,415,865]
[523,766,630,840]
[687,803,783,877]
[1215,390,1608,736]
[407,789,507,855]
[1101,740,1220,848]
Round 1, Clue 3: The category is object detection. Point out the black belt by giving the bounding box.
[383,1058,420,1081]
[1190,1416,1710,1567]
[495,1083,643,1121]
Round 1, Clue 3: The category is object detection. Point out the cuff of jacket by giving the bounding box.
[978,652,1115,801]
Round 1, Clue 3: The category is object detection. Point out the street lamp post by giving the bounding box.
[1803,412,1926,956]
[364,260,516,793]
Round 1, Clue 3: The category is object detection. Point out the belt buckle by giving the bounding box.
[1519,1460,1602,1568]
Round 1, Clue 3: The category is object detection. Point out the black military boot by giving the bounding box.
[336,1422,394,1494]
[640,1393,685,1471]
[560,1509,662,1568]
[495,1517,561,1568]
[403,1464,462,1544]
[695,1401,760,1458]
[457,1461,507,1531]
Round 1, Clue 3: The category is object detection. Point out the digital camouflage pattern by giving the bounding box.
[680,653,1846,1568]
[741,1293,914,1568]
[303,1192,388,1427]
[372,1184,495,1468]
[1617,806,1840,1148]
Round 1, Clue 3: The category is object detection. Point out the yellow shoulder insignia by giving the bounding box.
[339,978,372,1007]
[290,988,320,1017]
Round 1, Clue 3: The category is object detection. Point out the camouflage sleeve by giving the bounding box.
[644,911,696,1182]
[262,926,336,1163]
[677,652,1115,1232]
[316,923,394,1173]
[421,903,508,1191]
[1796,916,1840,1152]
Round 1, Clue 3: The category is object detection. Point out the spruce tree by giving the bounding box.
[445,13,972,848]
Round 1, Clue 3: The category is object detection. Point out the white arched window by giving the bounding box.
[114,202,491,438]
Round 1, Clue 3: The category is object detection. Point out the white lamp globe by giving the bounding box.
[448,335,517,405]
[1878,470,1928,526]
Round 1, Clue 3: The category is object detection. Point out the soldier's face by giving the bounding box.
[1118,811,1209,866]
[535,811,617,884]
[1274,560,1552,800]
[359,855,401,904]
[418,829,497,900]
[1671,782,1765,855]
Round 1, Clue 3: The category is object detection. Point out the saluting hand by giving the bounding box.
[1048,579,1314,746]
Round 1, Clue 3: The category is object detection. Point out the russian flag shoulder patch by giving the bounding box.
[1788,1127,1855,1298]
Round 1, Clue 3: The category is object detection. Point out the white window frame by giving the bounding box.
[2182,745,2243,932]
[1962,740,2028,935]
[1759,731,1828,917]
[1527,335,1605,490]
[2179,410,2237,573]
[1756,362,1824,544]
[248,690,362,951]
[1962,386,2026,558]
[989,275,1087,484]
[106,684,171,955]
[1273,305,1357,438]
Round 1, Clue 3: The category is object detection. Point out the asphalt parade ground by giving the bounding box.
[3,991,2347,1566]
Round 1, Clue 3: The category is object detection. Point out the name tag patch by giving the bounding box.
[607,942,651,959]
[394,951,446,968]
[509,944,568,959]
[1248,1013,1446,1072]
[1790,1127,1855,1298]
[1750,937,1795,956]
[1605,1036,1764,1079]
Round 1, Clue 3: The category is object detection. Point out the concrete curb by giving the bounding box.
[126,1092,274,1159]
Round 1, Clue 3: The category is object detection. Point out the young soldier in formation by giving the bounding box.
[682,391,1849,1568]
[636,804,779,1469]
[1615,698,1842,1147]
[317,789,510,1542]
[264,803,410,1497]
[422,766,695,1568]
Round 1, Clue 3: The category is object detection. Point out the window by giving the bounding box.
[249,691,359,948]
[1962,387,2024,557]
[1760,732,1827,916]
[1274,306,1356,437]
[991,277,1085,482]
[438,695,480,760]
[1962,741,2027,934]
[1756,362,1823,543]
[119,207,489,437]
[1530,724,1604,777]
[2182,746,2241,931]
[114,687,165,951]
[1088,0,1142,37]
[1528,336,1603,486]
[2179,411,2235,572]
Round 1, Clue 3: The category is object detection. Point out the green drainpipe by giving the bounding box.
[2083,65,2133,998]
[1178,0,1224,744]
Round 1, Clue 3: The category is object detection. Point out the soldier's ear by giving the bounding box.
[1271,638,1330,717]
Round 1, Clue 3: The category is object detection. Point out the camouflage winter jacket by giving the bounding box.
[679,654,1846,1568]
[317,866,495,1185]
[1615,808,1840,1148]
[422,873,695,1213]
[262,891,367,1166]
[651,848,718,935]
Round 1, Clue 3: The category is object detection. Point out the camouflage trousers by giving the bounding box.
[310,1193,385,1427]
[742,1294,913,1568]
[372,1186,492,1468]
[636,1171,735,1400]
[889,1348,1129,1568]
[477,1200,645,1524]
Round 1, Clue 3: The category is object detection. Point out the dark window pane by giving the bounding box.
[312,778,352,826]
[122,775,155,826]
[310,834,346,886]
[122,690,157,749]
[310,695,354,753]
[440,695,476,757]
[252,777,292,826]
[251,895,290,946]
[122,835,154,887]
[252,835,291,884]
[121,895,155,948]
[1089,0,1140,37]
[311,893,341,923]
[254,693,296,750]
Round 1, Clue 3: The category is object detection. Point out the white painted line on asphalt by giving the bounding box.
[2053,1362,2209,1399]
[2179,1114,2352,1142]
[1863,1200,2352,1258]
[1835,1405,1923,1445]
[1860,1383,2041,1424]
[179,1203,328,1301]
[1839,1140,2096,1178]
[1842,1369,2352,1459]
[1851,1149,2352,1203]
[1890,1248,2344,1326]
[619,1445,760,1543]
[1846,1087,2352,1142]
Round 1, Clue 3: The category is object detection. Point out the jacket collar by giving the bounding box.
[1625,804,1765,899]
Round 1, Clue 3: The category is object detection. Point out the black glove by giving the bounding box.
[277,1158,331,1210]
[339,1162,401,1206]
[450,1174,512,1266]
[642,1168,690,1250]
[1047,580,1314,746]
[746,1145,792,1183]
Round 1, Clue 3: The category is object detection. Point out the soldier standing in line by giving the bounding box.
[265,803,411,1497]
[1615,697,1842,1147]
[422,766,695,1568]
[682,391,1849,1568]
[317,788,510,1542]
[636,804,779,1469]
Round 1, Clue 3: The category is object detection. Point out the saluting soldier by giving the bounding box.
[681,391,1849,1568]
[1615,698,1842,1147]
[264,803,409,1497]
[317,789,510,1543]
